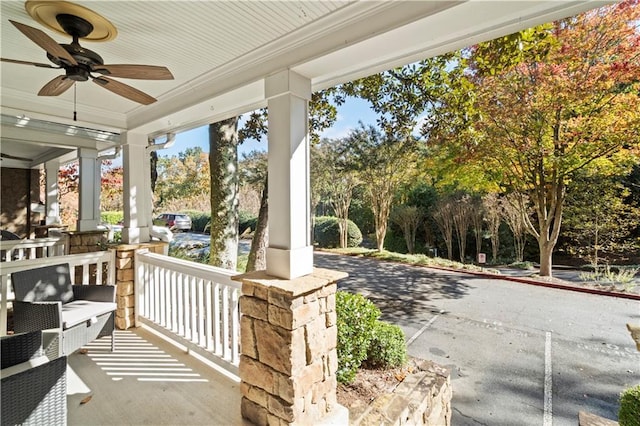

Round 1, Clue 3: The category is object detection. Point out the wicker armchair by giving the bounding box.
[1,331,67,426]
[11,263,116,357]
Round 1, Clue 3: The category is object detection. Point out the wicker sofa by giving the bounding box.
[11,263,116,357]
[1,330,67,426]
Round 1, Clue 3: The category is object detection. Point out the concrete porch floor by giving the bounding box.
[67,327,248,425]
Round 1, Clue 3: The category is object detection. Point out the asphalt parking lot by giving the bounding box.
[314,252,640,425]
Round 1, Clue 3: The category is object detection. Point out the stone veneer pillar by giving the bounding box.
[236,268,349,426]
[112,242,167,330]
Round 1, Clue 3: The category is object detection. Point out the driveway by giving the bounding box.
[314,251,640,425]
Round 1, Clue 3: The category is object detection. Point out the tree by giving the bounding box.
[428,1,640,276]
[58,162,79,228]
[154,147,210,211]
[451,193,473,262]
[563,165,640,265]
[500,194,529,263]
[313,138,360,248]
[482,193,502,263]
[208,118,239,270]
[470,195,484,261]
[240,151,268,272]
[340,54,461,139]
[101,165,123,212]
[432,197,455,260]
[390,205,423,254]
[344,124,418,251]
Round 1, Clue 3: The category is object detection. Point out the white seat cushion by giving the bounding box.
[61,301,117,329]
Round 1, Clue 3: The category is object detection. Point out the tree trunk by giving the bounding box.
[371,189,391,252]
[491,235,499,263]
[339,218,347,249]
[593,215,599,267]
[150,151,158,193]
[539,242,554,277]
[208,118,239,270]
[246,177,268,272]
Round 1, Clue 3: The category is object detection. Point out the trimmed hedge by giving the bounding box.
[366,321,407,369]
[182,210,210,232]
[336,291,380,383]
[240,212,258,235]
[620,385,640,426]
[314,216,363,248]
[101,211,123,225]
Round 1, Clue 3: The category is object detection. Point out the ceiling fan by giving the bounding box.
[1,11,173,105]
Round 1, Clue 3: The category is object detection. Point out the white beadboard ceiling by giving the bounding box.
[0,0,606,168]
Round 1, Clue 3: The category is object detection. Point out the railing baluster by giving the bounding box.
[222,285,230,361]
[180,273,187,336]
[166,269,171,327]
[213,282,221,355]
[190,276,197,343]
[152,265,159,323]
[231,287,239,364]
[205,281,213,351]
[171,271,178,333]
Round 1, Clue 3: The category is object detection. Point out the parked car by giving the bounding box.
[153,213,192,231]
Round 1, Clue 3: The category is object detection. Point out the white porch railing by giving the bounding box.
[135,250,241,374]
[0,236,69,262]
[0,250,116,336]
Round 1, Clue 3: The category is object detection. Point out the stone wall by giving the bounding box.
[112,242,167,330]
[350,359,452,426]
[236,268,349,426]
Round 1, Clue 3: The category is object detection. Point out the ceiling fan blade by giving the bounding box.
[1,57,59,68]
[38,75,74,96]
[92,64,174,80]
[93,76,157,105]
[9,20,77,66]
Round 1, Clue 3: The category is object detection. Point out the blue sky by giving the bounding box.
[160,96,379,159]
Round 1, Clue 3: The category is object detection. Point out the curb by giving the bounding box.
[428,265,640,301]
[317,251,640,301]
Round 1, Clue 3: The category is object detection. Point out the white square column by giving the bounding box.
[122,132,151,243]
[44,160,61,225]
[265,70,313,279]
[76,148,100,231]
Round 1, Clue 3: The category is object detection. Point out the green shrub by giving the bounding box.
[383,228,408,254]
[509,261,535,270]
[101,211,123,225]
[314,216,363,248]
[366,321,407,369]
[620,384,640,426]
[240,216,258,235]
[182,210,211,232]
[336,291,380,383]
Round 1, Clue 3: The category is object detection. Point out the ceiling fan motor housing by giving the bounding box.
[56,13,93,38]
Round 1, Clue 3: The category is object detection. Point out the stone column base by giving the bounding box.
[235,268,348,426]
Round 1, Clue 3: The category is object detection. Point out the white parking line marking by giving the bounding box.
[407,313,440,346]
[544,331,553,426]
